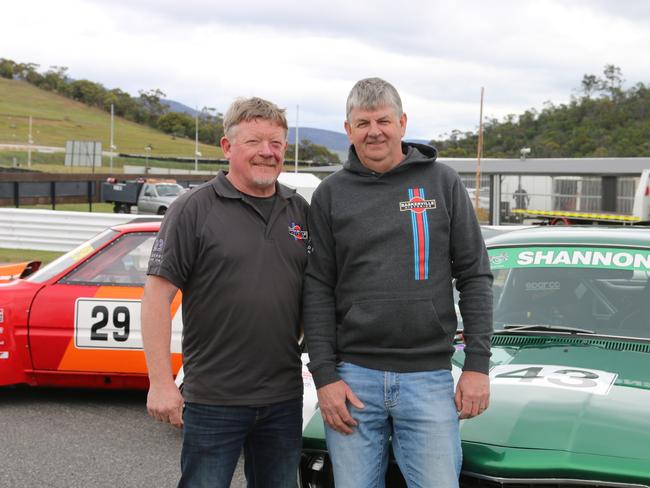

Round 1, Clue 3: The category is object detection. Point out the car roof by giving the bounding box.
[111,218,162,233]
[485,225,650,248]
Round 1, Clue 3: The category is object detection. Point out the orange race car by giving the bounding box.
[0,260,41,283]
[0,219,182,389]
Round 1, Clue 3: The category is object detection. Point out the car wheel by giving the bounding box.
[157,207,167,215]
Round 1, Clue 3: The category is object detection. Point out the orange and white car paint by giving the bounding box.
[0,261,41,283]
[0,221,182,390]
[0,220,318,430]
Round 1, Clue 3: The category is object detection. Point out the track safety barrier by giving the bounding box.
[0,208,161,252]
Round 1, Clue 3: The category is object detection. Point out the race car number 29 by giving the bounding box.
[75,298,142,350]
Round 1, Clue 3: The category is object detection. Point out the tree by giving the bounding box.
[0,58,16,79]
[68,79,106,107]
[42,65,68,92]
[580,74,600,98]
[138,89,169,126]
[14,62,42,84]
[600,64,624,96]
[429,65,650,158]
[287,139,340,164]
[158,112,195,138]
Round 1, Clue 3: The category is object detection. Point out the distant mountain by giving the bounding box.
[288,127,349,154]
[164,101,349,149]
[406,138,432,145]
[288,128,432,153]
[163,99,199,117]
[163,101,439,157]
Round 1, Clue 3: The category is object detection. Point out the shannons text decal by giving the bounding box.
[488,247,650,271]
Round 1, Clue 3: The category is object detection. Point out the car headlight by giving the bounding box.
[299,453,333,488]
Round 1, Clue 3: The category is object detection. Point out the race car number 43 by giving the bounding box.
[490,364,618,395]
[75,298,142,350]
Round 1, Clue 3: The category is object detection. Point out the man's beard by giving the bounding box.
[251,173,278,188]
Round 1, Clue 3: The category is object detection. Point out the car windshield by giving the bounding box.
[488,246,650,339]
[60,232,155,286]
[26,229,119,283]
[155,184,184,196]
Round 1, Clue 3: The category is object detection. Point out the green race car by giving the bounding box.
[300,226,650,487]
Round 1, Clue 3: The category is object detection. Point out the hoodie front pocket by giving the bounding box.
[340,298,447,351]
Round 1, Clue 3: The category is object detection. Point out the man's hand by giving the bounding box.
[317,380,364,435]
[147,382,184,428]
[454,371,490,419]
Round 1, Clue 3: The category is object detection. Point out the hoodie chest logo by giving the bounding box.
[399,196,436,213]
[400,188,432,281]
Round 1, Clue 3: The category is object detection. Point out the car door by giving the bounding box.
[138,184,157,213]
[28,231,182,375]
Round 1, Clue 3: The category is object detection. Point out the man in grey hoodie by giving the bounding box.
[303,78,493,487]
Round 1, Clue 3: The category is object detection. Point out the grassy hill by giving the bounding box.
[0,77,223,159]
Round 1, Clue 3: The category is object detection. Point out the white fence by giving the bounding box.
[0,208,161,252]
[0,208,526,254]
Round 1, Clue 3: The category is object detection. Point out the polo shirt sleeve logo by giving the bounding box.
[399,188,435,281]
[149,238,165,265]
[153,238,165,253]
[288,222,309,241]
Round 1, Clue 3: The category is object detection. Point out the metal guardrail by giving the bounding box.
[0,208,525,254]
[0,208,161,252]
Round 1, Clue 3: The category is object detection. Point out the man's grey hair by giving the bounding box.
[223,97,288,139]
[346,77,403,121]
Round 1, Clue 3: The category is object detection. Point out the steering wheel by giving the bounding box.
[494,307,556,326]
[614,310,648,337]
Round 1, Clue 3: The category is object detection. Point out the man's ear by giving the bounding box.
[344,120,353,142]
[220,136,232,158]
[399,113,408,137]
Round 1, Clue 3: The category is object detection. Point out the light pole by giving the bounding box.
[294,104,299,173]
[194,106,216,172]
[109,104,116,170]
[27,115,33,168]
[145,145,151,174]
[194,106,200,172]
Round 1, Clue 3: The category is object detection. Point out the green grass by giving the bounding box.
[0,149,229,173]
[0,77,223,158]
[21,202,116,212]
[0,247,63,265]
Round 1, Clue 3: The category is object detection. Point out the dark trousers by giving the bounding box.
[178,398,302,488]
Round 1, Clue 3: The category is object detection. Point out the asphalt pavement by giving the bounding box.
[0,386,245,488]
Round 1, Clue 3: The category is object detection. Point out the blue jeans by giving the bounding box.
[178,398,302,488]
[325,363,461,488]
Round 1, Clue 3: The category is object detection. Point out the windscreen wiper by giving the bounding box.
[498,324,595,334]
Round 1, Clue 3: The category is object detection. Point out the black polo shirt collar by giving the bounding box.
[210,170,297,201]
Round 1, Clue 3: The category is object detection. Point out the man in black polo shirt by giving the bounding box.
[142,97,309,488]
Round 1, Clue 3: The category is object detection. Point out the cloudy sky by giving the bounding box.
[3,0,650,140]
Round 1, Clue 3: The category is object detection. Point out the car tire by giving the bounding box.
[157,207,167,215]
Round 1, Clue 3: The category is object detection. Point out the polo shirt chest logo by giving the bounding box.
[399,188,434,281]
[288,222,309,241]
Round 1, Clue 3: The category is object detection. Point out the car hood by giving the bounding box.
[459,337,650,462]
[304,337,650,465]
